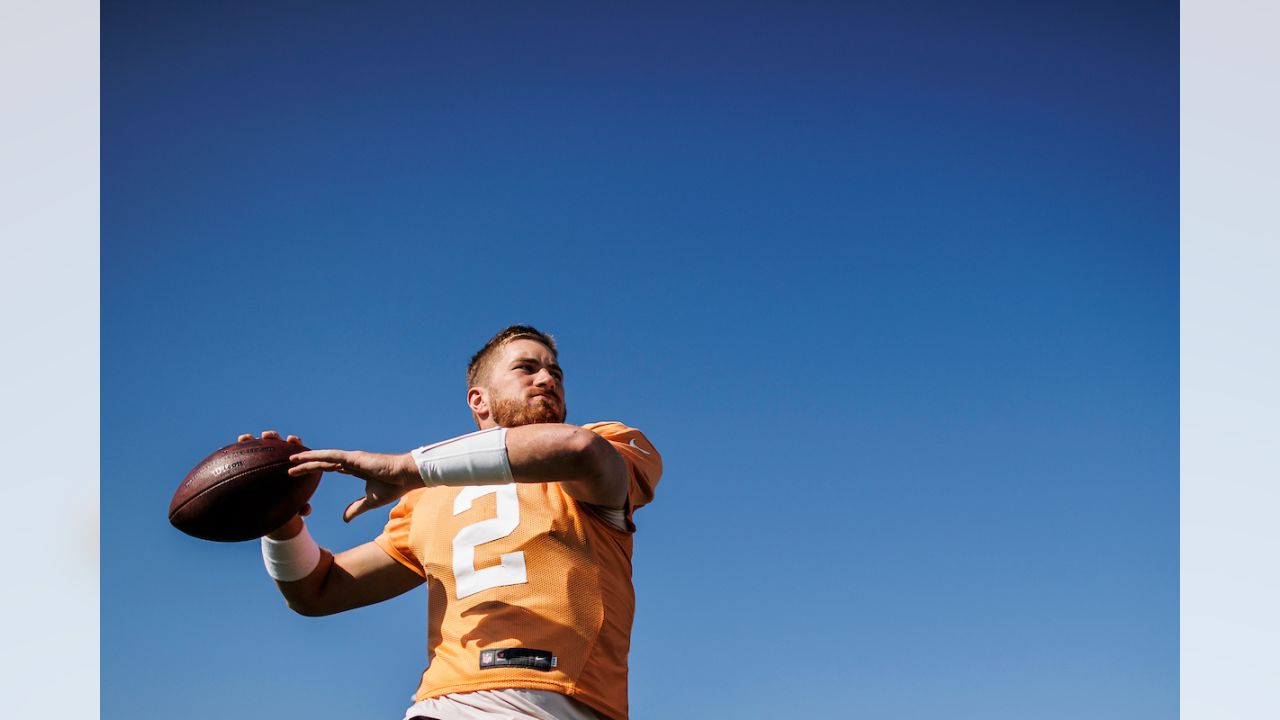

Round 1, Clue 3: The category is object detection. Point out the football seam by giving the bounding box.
[169,459,301,520]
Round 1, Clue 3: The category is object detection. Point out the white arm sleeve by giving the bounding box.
[411,427,514,488]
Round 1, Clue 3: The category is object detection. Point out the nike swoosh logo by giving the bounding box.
[628,438,652,455]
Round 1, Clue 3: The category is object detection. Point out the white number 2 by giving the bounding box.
[451,484,527,599]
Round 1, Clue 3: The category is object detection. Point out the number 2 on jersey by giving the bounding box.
[452,484,528,599]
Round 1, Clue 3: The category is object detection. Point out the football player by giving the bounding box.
[245,325,662,720]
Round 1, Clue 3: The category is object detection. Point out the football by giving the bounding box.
[169,438,321,542]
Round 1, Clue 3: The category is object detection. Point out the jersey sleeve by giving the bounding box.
[374,488,427,577]
[583,421,663,531]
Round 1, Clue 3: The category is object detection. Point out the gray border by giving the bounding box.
[0,0,100,714]
[1182,0,1280,716]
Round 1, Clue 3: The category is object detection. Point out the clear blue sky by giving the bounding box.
[103,2,1177,718]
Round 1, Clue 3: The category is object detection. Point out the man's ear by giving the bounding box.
[468,386,488,419]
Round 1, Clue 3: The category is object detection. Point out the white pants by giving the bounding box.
[404,688,607,720]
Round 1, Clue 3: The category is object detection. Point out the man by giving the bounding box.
[246,325,662,720]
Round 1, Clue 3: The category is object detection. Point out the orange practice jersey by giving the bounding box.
[375,421,662,720]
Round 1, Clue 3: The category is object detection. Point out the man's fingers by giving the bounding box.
[238,431,301,444]
[343,497,367,523]
[290,449,348,464]
[289,461,344,475]
[342,492,395,523]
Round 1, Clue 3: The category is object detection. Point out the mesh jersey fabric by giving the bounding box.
[375,421,662,720]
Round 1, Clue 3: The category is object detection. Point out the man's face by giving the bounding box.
[479,338,566,427]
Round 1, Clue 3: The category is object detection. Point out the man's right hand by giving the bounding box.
[237,430,311,539]
[237,430,426,616]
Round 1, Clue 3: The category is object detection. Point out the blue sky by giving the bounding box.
[103,2,1177,718]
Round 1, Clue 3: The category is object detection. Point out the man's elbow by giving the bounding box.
[571,428,629,502]
[282,594,336,618]
[563,428,618,479]
[289,603,328,618]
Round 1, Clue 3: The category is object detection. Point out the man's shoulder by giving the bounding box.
[580,420,633,433]
[582,421,658,454]
[581,420,645,439]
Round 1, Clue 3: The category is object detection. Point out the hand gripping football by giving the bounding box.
[169,438,321,542]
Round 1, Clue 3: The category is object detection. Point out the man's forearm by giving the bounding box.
[261,524,423,616]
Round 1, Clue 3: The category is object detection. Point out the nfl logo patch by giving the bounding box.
[481,651,494,664]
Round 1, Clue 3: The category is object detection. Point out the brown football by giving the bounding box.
[169,438,320,542]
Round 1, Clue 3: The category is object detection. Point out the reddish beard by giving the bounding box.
[489,393,566,427]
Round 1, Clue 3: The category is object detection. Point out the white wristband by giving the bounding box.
[411,426,514,488]
[261,523,322,582]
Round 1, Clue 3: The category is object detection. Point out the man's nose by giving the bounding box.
[533,368,557,389]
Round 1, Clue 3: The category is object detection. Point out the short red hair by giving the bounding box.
[466,325,558,389]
